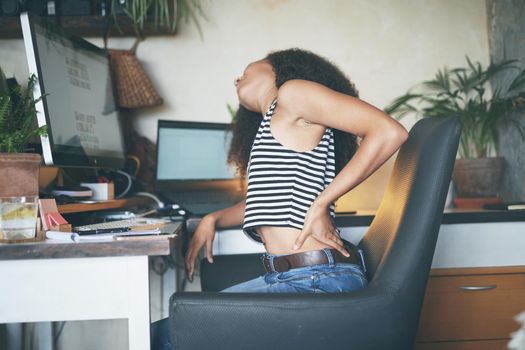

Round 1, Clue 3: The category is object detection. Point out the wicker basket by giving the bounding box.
[108,49,163,109]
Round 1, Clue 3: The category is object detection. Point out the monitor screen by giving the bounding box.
[156,120,237,181]
[20,12,126,168]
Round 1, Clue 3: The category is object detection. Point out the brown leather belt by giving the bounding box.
[261,246,361,273]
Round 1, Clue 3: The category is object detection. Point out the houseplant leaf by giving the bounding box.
[0,74,47,153]
[386,57,525,159]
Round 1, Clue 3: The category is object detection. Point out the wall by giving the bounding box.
[0,1,492,349]
[0,0,490,210]
[487,0,525,202]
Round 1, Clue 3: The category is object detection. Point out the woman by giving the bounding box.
[151,48,407,348]
[185,48,408,292]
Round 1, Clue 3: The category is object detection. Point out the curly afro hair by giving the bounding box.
[227,48,360,177]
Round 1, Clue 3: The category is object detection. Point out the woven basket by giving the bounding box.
[108,49,163,108]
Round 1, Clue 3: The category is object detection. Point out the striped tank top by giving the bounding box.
[243,99,336,243]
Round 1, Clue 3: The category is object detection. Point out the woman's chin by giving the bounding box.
[239,100,258,113]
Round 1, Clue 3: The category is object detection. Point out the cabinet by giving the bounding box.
[415,266,525,349]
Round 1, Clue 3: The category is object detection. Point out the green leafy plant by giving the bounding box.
[111,0,207,39]
[227,103,237,122]
[385,57,525,159]
[0,74,47,153]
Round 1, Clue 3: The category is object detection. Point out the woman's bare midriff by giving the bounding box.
[257,226,332,255]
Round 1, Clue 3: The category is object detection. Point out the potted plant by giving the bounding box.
[385,57,525,204]
[0,68,47,241]
[110,0,207,39]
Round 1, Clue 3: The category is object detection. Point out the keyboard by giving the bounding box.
[74,217,171,233]
[163,190,243,215]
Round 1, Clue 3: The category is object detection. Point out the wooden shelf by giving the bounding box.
[57,196,152,214]
[0,15,176,38]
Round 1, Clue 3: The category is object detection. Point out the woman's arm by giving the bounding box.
[208,199,246,229]
[277,80,409,251]
[185,200,246,280]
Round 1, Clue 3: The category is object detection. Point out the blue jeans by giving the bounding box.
[150,249,367,350]
[223,249,367,293]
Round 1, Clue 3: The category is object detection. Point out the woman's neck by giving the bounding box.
[257,87,278,116]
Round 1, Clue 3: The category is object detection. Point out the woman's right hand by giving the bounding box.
[185,214,217,282]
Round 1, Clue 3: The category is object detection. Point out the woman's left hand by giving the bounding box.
[293,201,349,257]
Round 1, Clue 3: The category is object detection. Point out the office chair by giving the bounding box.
[169,116,461,350]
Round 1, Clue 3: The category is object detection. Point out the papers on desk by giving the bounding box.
[46,229,162,242]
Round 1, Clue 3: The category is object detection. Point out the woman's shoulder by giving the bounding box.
[278,79,339,104]
[277,79,339,119]
[278,79,327,96]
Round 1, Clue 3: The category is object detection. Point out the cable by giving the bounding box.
[136,209,159,217]
[134,191,165,208]
[125,155,141,176]
[115,169,132,199]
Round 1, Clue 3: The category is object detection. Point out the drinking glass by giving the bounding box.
[0,196,38,241]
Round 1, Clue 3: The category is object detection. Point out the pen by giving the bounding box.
[75,227,131,235]
[113,234,172,241]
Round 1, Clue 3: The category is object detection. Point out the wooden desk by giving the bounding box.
[0,222,182,350]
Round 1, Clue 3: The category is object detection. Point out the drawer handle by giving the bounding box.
[459,285,497,291]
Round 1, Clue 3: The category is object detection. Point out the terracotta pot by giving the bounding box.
[452,157,504,197]
[0,153,41,197]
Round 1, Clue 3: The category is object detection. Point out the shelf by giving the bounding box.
[0,15,176,39]
[335,208,525,227]
[57,196,152,214]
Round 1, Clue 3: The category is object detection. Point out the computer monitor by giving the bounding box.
[155,120,244,213]
[20,12,126,168]
[156,120,238,184]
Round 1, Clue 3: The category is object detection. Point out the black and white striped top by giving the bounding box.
[243,99,336,243]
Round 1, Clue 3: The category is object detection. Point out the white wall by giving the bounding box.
[0,0,490,211]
